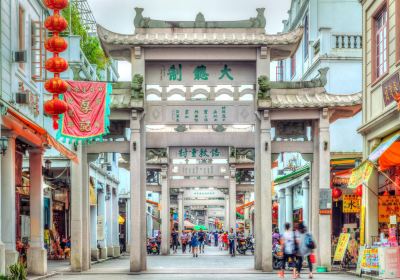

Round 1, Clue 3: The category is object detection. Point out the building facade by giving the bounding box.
[279,0,363,153]
[359,0,400,246]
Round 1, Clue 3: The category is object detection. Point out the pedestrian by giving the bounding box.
[171,228,179,254]
[198,228,206,253]
[191,230,199,258]
[188,230,192,253]
[278,223,297,278]
[218,231,223,250]
[222,231,229,250]
[181,231,189,254]
[228,228,236,257]
[295,222,315,279]
[214,231,219,247]
[273,227,281,247]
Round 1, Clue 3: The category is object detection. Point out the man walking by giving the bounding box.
[228,228,236,257]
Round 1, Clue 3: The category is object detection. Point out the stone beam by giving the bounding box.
[183,200,225,207]
[86,141,130,154]
[146,132,255,147]
[170,179,228,188]
[271,141,314,154]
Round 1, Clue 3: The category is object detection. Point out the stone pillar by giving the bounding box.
[0,132,4,276]
[160,166,170,255]
[129,109,146,272]
[97,189,108,259]
[112,188,121,257]
[178,193,184,234]
[27,149,47,275]
[285,187,293,226]
[318,109,332,269]
[229,167,236,232]
[255,47,270,271]
[278,189,286,234]
[106,186,114,257]
[259,110,273,272]
[71,144,82,271]
[302,177,310,229]
[224,194,230,231]
[90,205,98,260]
[1,135,18,272]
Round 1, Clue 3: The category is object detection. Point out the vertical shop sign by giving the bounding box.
[333,233,350,262]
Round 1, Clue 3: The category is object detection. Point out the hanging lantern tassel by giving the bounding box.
[53,115,59,130]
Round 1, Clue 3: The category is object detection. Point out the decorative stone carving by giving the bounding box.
[212,124,226,132]
[274,121,310,140]
[132,74,144,99]
[174,124,187,132]
[236,148,255,162]
[146,148,167,162]
[258,75,271,99]
[134,7,266,29]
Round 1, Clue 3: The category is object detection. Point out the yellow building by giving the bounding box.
[359,0,400,245]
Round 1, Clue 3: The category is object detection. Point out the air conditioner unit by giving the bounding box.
[13,51,27,63]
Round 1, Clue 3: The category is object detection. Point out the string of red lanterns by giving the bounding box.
[43,0,70,129]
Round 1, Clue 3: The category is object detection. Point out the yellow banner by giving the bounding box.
[348,161,374,189]
[378,196,400,223]
[343,195,361,213]
[333,233,350,262]
[360,206,365,246]
[89,180,97,206]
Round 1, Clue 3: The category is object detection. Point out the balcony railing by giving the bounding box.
[333,34,362,49]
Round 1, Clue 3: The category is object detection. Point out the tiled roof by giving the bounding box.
[97,24,304,46]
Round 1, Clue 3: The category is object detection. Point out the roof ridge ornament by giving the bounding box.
[133,7,266,29]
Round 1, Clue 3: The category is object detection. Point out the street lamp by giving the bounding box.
[0,136,8,155]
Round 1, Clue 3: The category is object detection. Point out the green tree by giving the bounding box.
[62,4,109,77]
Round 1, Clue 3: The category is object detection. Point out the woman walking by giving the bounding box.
[228,228,236,257]
[191,230,199,257]
[279,223,297,278]
[181,231,189,254]
[295,222,315,279]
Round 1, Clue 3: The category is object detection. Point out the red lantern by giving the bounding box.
[45,77,69,95]
[45,36,68,53]
[44,98,68,116]
[43,0,69,10]
[45,56,69,73]
[44,14,68,32]
[332,187,342,201]
[354,185,363,197]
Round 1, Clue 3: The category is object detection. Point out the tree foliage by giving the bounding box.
[62,4,108,76]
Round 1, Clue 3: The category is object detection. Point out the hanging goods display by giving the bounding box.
[43,0,69,129]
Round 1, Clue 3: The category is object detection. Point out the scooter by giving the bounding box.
[246,236,255,255]
[236,237,248,255]
[147,239,160,255]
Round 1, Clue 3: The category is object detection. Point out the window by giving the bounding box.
[18,5,25,70]
[291,54,296,79]
[276,61,284,81]
[373,5,388,80]
[304,15,309,59]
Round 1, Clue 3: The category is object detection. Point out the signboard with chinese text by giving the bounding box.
[184,189,224,199]
[170,164,229,177]
[342,195,361,213]
[146,61,256,85]
[348,161,374,189]
[378,196,400,223]
[379,247,400,278]
[333,233,350,262]
[145,102,254,125]
[170,147,228,160]
[360,248,379,272]
[382,72,400,106]
[319,189,332,210]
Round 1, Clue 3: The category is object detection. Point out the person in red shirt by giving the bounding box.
[222,232,229,250]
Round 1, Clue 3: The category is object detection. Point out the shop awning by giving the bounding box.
[332,169,352,185]
[348,160,374,189]
[368,133,400,171]
[184,220,194,229]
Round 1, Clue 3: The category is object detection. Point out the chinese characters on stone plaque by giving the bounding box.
[168,64,234,81]
[174,106,227,123]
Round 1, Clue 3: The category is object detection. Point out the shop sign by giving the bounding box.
[146,102,254,125]
[388,227,398,247]
[333,233,350,262]
[378,196,400,223]
[360,248,379,272]
[89,180,97,206]
[171,164,229,177]
[360,206,366,246]
[382,72,399,107]
[342,195,361,213]
[319,189,332,210]
[348,161,374,189]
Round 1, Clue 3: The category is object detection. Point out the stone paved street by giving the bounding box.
[45,246,360,280]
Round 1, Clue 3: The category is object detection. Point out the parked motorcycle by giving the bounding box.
[147,238,160,255]
[246,237,255,255]
[236,237,248,255]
